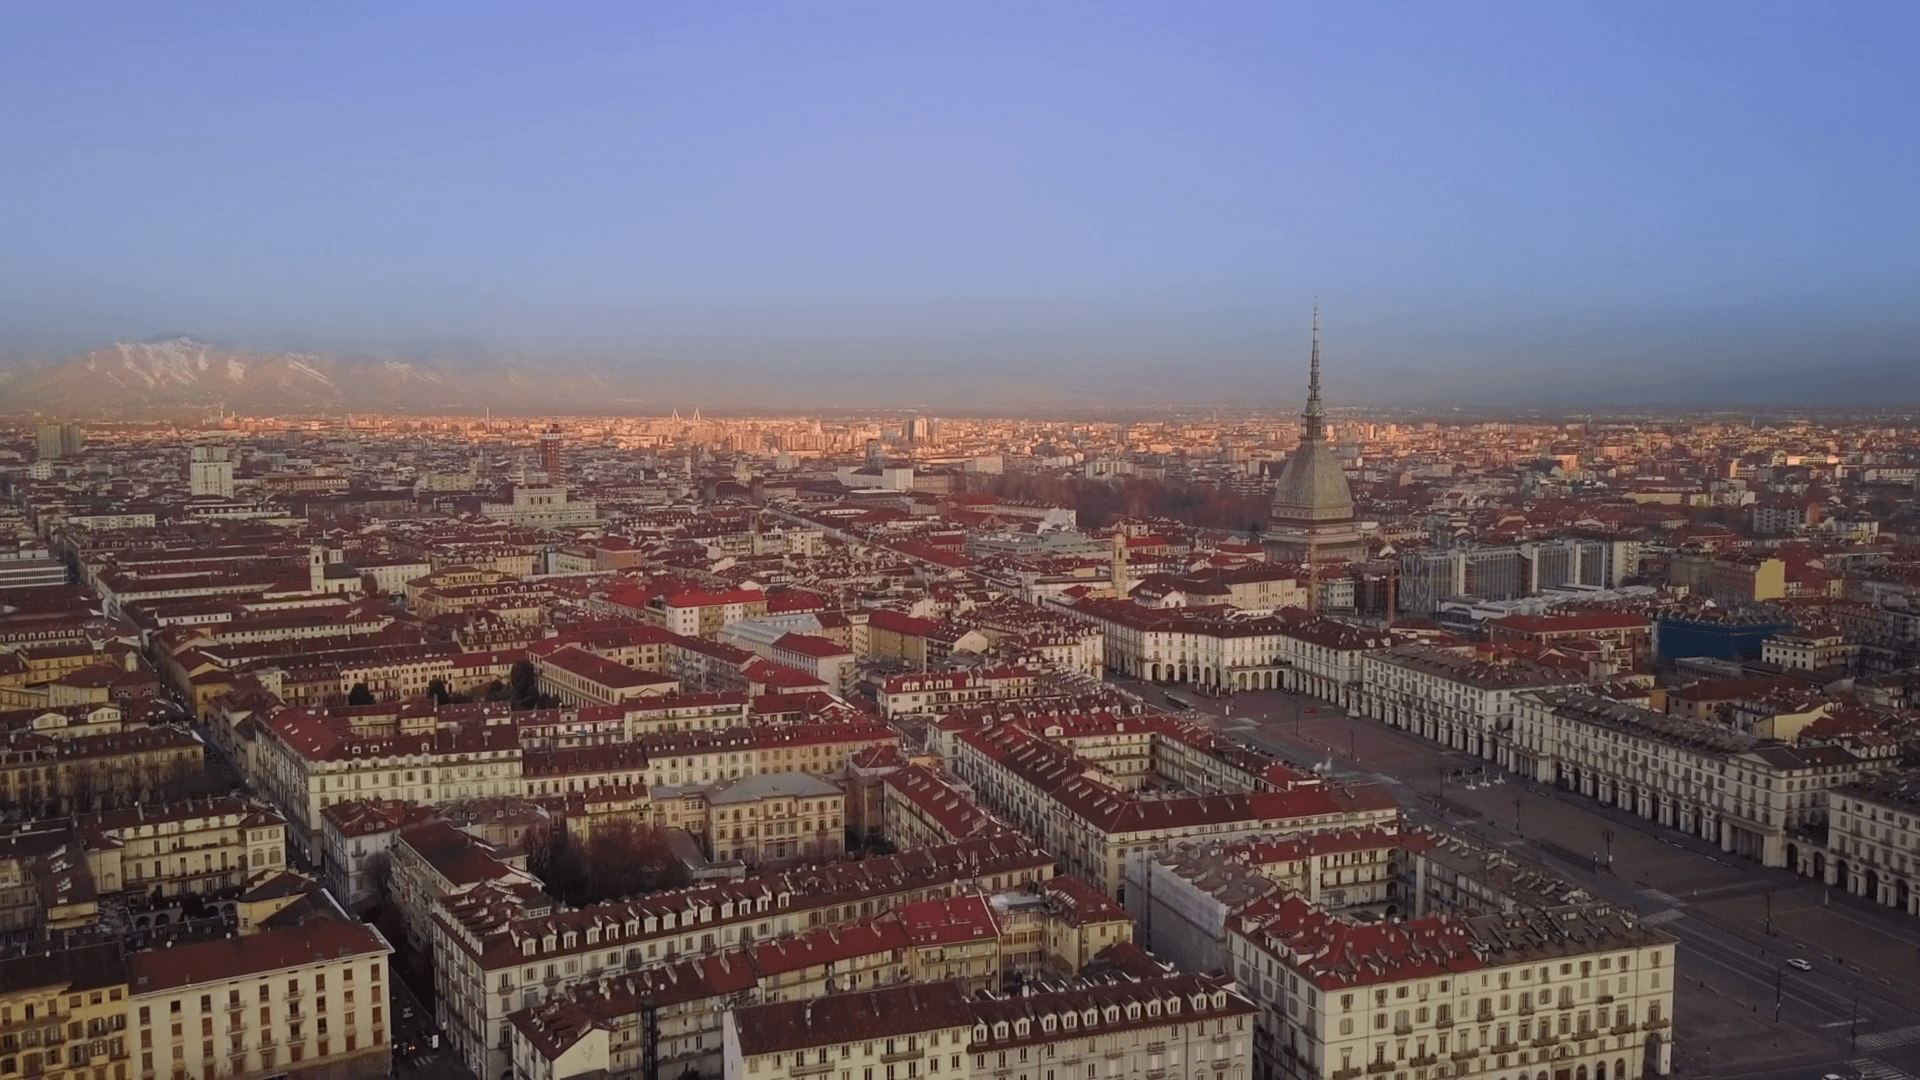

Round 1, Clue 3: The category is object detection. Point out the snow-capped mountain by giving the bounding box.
[0,336,638,412]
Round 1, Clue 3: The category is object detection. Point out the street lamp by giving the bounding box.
[1514,794,1524,835]
[1602,829,1615,871]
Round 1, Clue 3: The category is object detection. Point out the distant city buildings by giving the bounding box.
[12,385,1920,1080]
[189,443,235,498]
[36,421,84,460]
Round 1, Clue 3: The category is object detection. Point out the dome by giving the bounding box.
[1270,439,1355,524]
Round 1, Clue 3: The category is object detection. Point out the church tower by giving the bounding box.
[1265,309,1367,564]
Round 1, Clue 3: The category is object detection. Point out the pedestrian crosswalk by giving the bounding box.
[1850,1057,1919,1080]
[1857,1024,1920,1051]
[1639,909,1685,927]
[1638,887,1687,908]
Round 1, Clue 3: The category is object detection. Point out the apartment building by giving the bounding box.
[1230,894,1676,1080]
[0,726,205,813]
[1125,829,1404,974]
[508,953,758,1080]
[1484,611,1653,671]
[1510,691,1874,868]
[881,766,1005,850]
[722,972,1256,1080]
[71,797,288,898]
[0,943,130,1080]
[126,915,392,1080]
[317,800,437,912]
[651,590,770,638]
[952,723,1397,900]
[533,648,678,708]
[874,668,1041,720]
[1667,552,1785,604]
[700,773,845,866]
[430,835,1055,1080]
[1064,600,1293,691]
[1357,645,1588,765]
[1066,601,1398,706]
[637,723,896,791]
[508,881,1134,1080]
[251,708,524,859]
[1814,769,1920,913]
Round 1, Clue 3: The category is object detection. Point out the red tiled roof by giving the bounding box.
[128,918,388,994]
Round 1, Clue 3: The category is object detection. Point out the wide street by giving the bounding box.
[1114,675,1920,1080]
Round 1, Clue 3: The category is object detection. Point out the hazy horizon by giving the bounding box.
[4,2,1918,407]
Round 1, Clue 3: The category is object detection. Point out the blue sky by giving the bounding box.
[3,1,1917,404]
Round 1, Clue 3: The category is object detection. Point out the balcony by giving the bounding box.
[1531,1035,1560,1049]
[1450,1049,1479,1063]
[1516,1003,1534,1016]
[1490,1043,1519,1056]
[1433,1017,1454,1029]
[1645,1017,1670,1030]
[879,1050,923,1064]
[1610,1023,1638,1036]
[1331,1070,1361,1080]
[1408,1055,1439,1068]
[1595,995,1614,1005]
[789,1060,834,1077]
[1366,1062,1395,1076]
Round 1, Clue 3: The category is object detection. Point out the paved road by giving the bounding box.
[389,962,475,1080]
[1114,676,1920,1080]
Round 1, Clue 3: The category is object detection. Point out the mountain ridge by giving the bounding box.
[0,336,635,413]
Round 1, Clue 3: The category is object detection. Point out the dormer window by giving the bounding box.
[973,1025,988,1043]
[543,935,557,952]
[646,917,658,933]
[1211,992,1227,1009]
[586,929,599,945]
[1165,998,1180,1015]
[1145,1001,1160,1018]
[1014,1020,1029,1037]
[1125,1004,1140,1021]
[993,1022,1009,1039]
[1083,1009,1098,1028]
[1102,1007,1119,1025]
[1062,1013,1077,1030]
[563,932,577,949]
[521,940,535,957]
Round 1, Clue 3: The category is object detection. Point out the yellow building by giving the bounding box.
[0,727,205,813]
[0,943,132,1080]
[127,916,392,1080]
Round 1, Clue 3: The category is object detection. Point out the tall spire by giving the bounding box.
[1301,306,1326,441]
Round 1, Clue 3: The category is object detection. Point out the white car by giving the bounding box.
[1787,958,1813,971]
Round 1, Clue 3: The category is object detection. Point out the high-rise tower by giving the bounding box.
[539,425,565,483]
[189,445,234,499]
[1265,309,1367,564]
